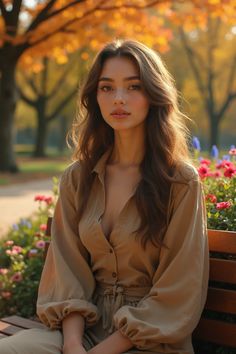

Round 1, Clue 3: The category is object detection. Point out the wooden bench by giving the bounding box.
[1,225,236,353]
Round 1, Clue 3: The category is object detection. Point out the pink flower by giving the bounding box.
[40,224,47,231]
[6,245,23,256]
[197,165,210,179]
[1,291,11,299]
[229,148,236,156]
[206,194,217,203]
[12,245,23,254]
[11,272,23,282]
[216,201,232,210]
[224,167,236,178]
[200,159,211,166]
[0,268,8,275]
[4,240,14,247]
[36,240,45,249]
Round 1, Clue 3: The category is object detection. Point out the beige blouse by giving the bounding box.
[37,150,209,354]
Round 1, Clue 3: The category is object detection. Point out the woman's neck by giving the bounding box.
[109,129,145,167]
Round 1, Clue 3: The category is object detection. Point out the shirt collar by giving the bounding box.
[92,148,113,180]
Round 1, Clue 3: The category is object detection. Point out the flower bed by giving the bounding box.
[0,180,58,318]
[193,138,236,231]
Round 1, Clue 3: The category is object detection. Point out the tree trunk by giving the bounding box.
[58,115,67,153]
[209,112,219,148]
[33,99,48,157]
[0,57,19,172]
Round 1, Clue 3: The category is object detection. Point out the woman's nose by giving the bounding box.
[114,89,126,104]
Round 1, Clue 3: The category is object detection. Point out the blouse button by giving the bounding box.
[112,272,117,278]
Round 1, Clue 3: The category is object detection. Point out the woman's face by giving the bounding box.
[97,56,150,132]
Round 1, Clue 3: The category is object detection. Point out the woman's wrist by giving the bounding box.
[63,335,83,347]
[62,312,85,349]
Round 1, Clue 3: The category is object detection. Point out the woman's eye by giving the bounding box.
[128,84,141,90]
[99,85,112,92]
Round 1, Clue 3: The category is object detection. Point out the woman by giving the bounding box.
[0,39,209,354]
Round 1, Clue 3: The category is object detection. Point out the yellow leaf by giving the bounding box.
[81,52,89,60]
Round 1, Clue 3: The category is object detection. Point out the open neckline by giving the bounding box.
[98,193,134,243]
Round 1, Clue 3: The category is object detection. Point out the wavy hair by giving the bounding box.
[70,39,192,248]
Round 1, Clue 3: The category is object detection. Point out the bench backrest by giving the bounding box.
[193,229,236,349]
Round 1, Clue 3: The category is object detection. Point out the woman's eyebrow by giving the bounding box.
[98,76,140,82]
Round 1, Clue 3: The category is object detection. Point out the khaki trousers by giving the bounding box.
[0,326,96,354]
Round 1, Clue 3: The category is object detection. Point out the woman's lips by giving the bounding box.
[111,113,130,118]
[111,110,131,119]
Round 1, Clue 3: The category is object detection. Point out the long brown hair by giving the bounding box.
[70,39,191,248]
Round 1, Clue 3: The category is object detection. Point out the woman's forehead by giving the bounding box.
[99,56,140,80]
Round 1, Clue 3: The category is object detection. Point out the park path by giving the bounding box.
[0,179,54,238]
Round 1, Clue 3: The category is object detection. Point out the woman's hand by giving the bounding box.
[63,342,87,354]
[87,330,133,354]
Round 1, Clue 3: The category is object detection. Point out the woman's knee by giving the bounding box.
[0,327,63,354]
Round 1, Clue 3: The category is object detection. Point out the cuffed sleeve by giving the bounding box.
[113,170,209,350]
[37,163,98,329]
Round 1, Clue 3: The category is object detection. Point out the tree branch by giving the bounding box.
[18,70,40,96]
[48,55,78,99]
[178,27,207,106]
[17,84,36,106]
[26,0,89,33]
[25,0,57,33]
[216,92,236,123]
[21,0,106,51]
[226,54,236,97]
[0,0,7,21]
[48,88,77,121]
[99,0,182,11]
[12,0,23,29]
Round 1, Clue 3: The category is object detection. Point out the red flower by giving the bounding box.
[216,160,234,169]
[200,159,211,166]
[213,171,222,178]
[224,167,236,178]
[206,194,217,203]
[197,165,210,179]
[216,201,232,210]
[44,196,53,205]
[34,195,53,204]
[34,195,45,201]
[40,224,47,231]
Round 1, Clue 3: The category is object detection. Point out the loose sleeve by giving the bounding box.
[113,174,209,350]
[36,164,98,329]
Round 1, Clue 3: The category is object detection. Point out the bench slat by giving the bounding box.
[1,316,45,330]
[193,318,236,347]
[210,258,236,284]
[208,230,236,254]
[205,287,236,314]
[0,321,24,336]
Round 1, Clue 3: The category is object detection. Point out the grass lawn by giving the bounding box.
[0,156,70,186]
